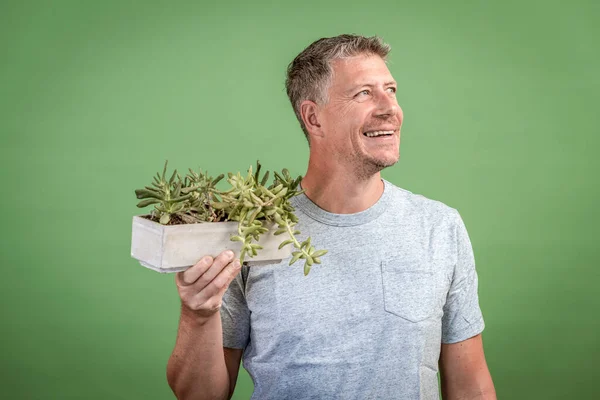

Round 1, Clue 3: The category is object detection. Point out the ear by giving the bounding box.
[300,100,325,138]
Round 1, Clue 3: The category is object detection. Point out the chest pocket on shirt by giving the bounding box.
[381,260,435,322]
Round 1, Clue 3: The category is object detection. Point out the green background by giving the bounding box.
[1,0,598,398]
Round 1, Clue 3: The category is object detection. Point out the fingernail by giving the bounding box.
[226,250,234,259]
[233,260,241,269]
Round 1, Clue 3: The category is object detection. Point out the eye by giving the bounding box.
[386,87,397,94]
[356,89,370,97]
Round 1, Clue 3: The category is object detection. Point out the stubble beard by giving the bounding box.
[342,150,399,181]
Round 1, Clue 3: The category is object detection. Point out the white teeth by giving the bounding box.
[364,130,394,137]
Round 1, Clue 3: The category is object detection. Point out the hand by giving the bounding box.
[175,250,242,320]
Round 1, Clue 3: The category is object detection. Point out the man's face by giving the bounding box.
[316,54,403,175]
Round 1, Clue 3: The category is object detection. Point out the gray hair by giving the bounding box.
[285,34,391,141]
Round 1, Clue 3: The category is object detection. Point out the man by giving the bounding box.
[167,34,496,400]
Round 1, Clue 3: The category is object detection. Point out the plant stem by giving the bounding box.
[284,218,310,258]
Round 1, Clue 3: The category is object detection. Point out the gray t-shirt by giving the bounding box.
[221,180,485,399]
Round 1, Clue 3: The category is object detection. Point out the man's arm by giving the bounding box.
[166,251,243,400]
[439,334,496,400]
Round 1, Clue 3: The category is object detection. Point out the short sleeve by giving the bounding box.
[441,211,485,344]
[220,264,251,349]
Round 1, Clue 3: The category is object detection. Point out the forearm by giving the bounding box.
[167,306,230,400]
[441,387,497,400]
[440,371,496,400]
[439,334,496,400]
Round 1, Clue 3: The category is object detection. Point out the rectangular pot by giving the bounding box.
[131,215,292,273]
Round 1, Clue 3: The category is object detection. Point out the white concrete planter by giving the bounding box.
[131,215,292,273]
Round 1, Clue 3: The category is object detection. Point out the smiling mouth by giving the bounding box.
[363,130,395,137]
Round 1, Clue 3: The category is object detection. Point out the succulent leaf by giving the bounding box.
[159,213,170,224]
[289,251,303,266]
[304,263,311,276]
[278,239,294,249]
[312,249,328,258]
[136,198,159,208]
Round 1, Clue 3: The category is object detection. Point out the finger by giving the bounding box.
[188,250,235,293]
[177,255,213,287]
[195,258,242,305]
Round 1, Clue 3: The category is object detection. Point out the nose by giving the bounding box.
[374,90,401,119]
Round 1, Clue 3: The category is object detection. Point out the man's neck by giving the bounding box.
[301,160,385,214]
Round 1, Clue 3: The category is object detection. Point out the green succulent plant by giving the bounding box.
[134,161,327,275]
